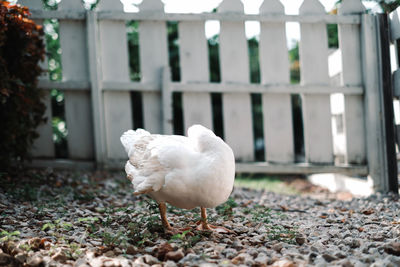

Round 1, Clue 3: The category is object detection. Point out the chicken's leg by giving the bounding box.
[158,202,192,235]
[158,202,172,229]
[196,207,232,233]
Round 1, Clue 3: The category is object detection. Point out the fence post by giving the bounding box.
[59,0,94,160]
[139,0,168,134]
[19,0,55,158]
[87,10,106,166]
[259,0,294,163]
[299,0,333,163]
[218,0,254,162]
[179,18,213,133]
[338,0,366,165]
[97,0,133,161]
[361,14,394,192]
[377,14,398,192]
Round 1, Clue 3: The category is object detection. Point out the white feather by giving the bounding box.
[120,124,235,209]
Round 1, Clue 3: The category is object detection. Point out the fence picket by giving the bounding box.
[59,0,94,159]
[218,0,254,161]
[179,21,213,132]
[20,0,55,158]
[259,0,294,163]
[338,0,366,164]
[139,0,167,134]
[299,0,334,163]
[98,1,132,159]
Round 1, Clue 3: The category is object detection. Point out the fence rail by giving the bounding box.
[20,0,398,192]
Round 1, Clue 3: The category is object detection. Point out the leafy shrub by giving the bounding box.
[0,2,46,170]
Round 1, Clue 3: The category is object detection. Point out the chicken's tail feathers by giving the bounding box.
[120,129,150,156]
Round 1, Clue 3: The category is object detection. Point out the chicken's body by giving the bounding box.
[120,125,235,233]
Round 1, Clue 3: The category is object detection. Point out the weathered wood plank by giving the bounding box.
[59,0,94,160]
[338,0,366,165]
[390,7,400,41]
[87,11,106,164]
[236,162,368,176]
[139,0,167,134]
[29,9,362,25]
[98,1,132,159]
[171,83,363,94]
[361,14,389,192]
[31,92,55,158]
[63,91,94,159]
[259,0,294,163]
[179,21,213,132]
[218,0,254,162]
[300,0,333,163]
[21,0,55,158]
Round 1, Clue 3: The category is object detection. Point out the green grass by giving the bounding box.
[234,175,300,195]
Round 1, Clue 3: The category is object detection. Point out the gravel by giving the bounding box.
[1,169,400,266]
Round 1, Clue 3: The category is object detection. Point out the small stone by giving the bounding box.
[103,258,121,267]
[272,243,283,253]
[74,258,90,267]
[125,245,137,255]
[231,253,251,265]
[156,242,173,260]
[295,235,306,245]
[345,238,360,248]
[164,260,178,267]
[371,234,385,242]
[15,252,27,263]
[104,250,115,257]
[165,249,184,262]
[341,260,354,267]
[270,259,296,267]
[28,237,41,250]
[322,254,337,263]
[52,250,68,262]
[308,252,318,262]
[232,240,243,249]
[222,248,237,259]
[113,247,122,255]
[254,252,268,266]
[26,255,43,267]
[144,254,159,265]
[0,253,11,265]
[384,242,400,256]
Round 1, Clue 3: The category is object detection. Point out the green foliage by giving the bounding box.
[208,34,221,82]
[170,230,203,249]
[127,20,141,82]
[216,197,238,217]
[0,230,20,242]
[248,37,260,84]
[168,21,180,82]
[289,42,300,84]
[0,2,46,170]
[235,175,300,195]
[327,24,339,49]
[243,204,296,244]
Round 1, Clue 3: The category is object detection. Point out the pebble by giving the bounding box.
[2,171,400,267]
[384,242,400,256]
[0,253,11,265]
[165,249,184,262]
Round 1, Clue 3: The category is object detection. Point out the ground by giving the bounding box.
[1,170,400,267]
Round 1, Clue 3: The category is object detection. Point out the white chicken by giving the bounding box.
[120,124,235,233]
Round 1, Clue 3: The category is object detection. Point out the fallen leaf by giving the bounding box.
[279,205,289,211]
[361,208,375,215]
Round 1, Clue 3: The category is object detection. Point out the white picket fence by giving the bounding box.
[21,0,396,192]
